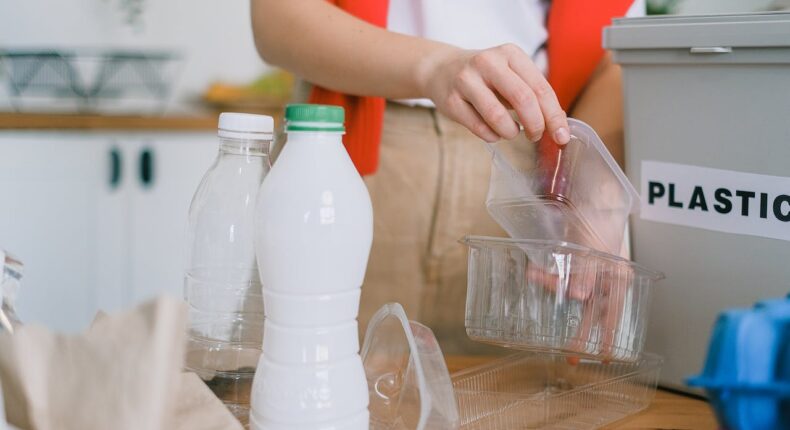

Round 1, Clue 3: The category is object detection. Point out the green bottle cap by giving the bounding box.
[285,104,345,132]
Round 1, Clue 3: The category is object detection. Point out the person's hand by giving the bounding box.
[527,260,633,363]
[418,44,571,144]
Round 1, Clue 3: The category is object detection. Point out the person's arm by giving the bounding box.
[570,53,625,166]
[251,0,570,144]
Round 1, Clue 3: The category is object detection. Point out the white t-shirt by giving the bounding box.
[387,0,645,105]
[389,0,552,72]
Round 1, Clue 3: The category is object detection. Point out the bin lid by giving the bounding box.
[604,12,790,50]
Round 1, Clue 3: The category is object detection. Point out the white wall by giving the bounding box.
[0,0,269,108]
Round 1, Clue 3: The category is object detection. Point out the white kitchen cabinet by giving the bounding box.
[0,130,218,332]
[126,133,217,304]
[0,132,110,332]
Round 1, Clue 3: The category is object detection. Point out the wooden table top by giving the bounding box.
[0,111,218,131]
[445,355,719,430]
[0,110,282,131]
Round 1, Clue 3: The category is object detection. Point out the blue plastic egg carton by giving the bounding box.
[687,293,790,430]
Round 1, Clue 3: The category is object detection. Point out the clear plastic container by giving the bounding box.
[486,118,639,256]
[452,352,663,430]
[184,113,273,425]
[361,303,459,430]
[463,236,663,362]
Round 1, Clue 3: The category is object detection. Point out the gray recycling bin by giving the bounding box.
[604,12,790,392]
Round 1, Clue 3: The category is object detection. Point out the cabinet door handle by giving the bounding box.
[109,146,122,189]
[139,147,155,188]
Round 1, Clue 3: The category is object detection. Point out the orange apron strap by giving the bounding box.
[308,0,389,176]
[541,0,634,175]
[547,0,634,111]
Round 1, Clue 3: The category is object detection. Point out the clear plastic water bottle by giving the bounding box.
[250,104,373,430]
[184,112,274,425]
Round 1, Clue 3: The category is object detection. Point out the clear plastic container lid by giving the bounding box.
[486,118,639,256]
[361,303,459,430]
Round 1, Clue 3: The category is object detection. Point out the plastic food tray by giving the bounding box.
[486,119,639,256]
[463,236,663,362]
[452,352,663,430]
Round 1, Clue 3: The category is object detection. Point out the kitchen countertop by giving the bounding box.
[445,355,718,430]
[0,110,282,131]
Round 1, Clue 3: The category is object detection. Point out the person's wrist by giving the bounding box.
[414,44,461,98]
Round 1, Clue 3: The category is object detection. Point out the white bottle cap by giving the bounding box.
[218,112,274,140]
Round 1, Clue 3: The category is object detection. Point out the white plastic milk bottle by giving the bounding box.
[250,104,372,430]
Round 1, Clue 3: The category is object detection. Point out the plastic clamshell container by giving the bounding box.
[486,118,639,256]
[687,295,790,430]
[452,352,663,430]
[360,303,459,430]
[463,236,663,362]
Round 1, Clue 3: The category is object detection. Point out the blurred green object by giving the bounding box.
[248,71,294,101]
[647,0,681,15]
[100,0,145,27]
[203,70,294,111]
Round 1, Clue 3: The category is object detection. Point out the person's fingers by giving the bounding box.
[527,264,555,294]
[507,48,570,145]
[568,261,596,301]
[455,69,520,140]
[600,271,628,361]
[525,256,630,360]
[526,262,594,358]
[565,262,603,356]
[526,261,594,301]
[445,94,500,142]
[567,297,596,355]
[485,68,545,142]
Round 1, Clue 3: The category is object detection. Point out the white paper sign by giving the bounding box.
[641,161,790,242]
